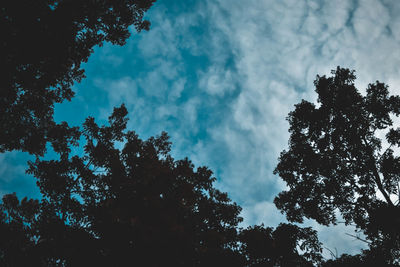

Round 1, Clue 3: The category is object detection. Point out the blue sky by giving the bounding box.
[3,0,400,259]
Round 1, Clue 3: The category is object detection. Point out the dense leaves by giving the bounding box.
[0,106,323,266]
[0,194,40,266]
[1,0,155,155]
[274,67,400,265]
[239,224,322,266]
[26,105,243,265]
[322,249,398,267]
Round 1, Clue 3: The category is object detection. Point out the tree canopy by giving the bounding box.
[1,0,155,155]
[0,106,323,266]
[274,67,400,265]
[240,223,322,266]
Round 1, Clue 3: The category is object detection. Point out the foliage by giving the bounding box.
[25,105,243,266]
[0,106,323,266]
[1,0,155,155]
[239,223,322,266]
[274,67,400,264]
[0,193,40,266]
[322,249,398,267]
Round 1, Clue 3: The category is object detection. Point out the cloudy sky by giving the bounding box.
[3,0,400,259]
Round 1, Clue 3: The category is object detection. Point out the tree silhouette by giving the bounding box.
[1,0,155,155]
[26,104,244,266]
[0,193,40,266]
[322,251,397,267]
[274,67,400,265]
[0,106,323,266]
[239,223,322,266]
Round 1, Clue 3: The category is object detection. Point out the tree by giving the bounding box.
[0,194,40,266]
[0,106,323,266]
[24,105,245,266]
[239,223,322,266]
[274,67,400,264]
[322,251,397,267]
[0,193,101,266]
[1,0,155,155]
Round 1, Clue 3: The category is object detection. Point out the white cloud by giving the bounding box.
[240,201,287,228]
[198,66,235,96]
[169,78,186,101]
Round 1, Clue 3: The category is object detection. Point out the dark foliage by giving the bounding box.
[239,223,322,266]
[322,249,398,267]
[26,105,244,266]
[274,67,400,265]
[0,106,323,266]
[1,0,155,155]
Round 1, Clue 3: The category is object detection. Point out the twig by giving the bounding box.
[324,246,338,259]
[345,233,371,244]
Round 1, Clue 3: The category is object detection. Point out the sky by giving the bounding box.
[2,0,400,259]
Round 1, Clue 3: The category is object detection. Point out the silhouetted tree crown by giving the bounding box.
[0,106,323,266]
[239,223,322,266]
[1,0,155,155]
[26,104,244,265]
[274,67,400,265]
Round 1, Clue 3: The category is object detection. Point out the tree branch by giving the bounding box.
[362,137,394,207]
[345,233,372,244]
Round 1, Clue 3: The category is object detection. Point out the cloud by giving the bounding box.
[240,201,287,228]
[198,66,235,96]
